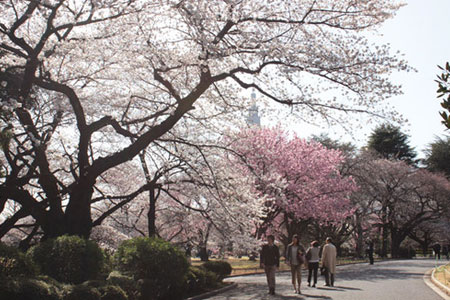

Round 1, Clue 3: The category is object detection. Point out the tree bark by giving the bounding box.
[64,180,95,238]
[148,187,157,237]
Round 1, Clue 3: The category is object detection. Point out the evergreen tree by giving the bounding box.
[310,133,356,156]
[366,124,417,164]
[425,136,450,177]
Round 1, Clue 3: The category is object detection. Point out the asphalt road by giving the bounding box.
[205,258,448,300]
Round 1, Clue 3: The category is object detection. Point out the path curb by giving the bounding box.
[431,267,450,297]
[185,283,238,300]
[424,269,450,300]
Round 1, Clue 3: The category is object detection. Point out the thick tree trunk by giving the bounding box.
[199,246,209,261]
[355,214,365,258]
[390,230,406,258]
[64,181,94,238]
[381,206,389,258]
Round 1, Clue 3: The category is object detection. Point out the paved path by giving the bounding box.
[207,259,447,300]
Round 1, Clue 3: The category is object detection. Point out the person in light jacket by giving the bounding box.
[305,240,320,287]
[321,237,337,287]
[285,234,305,294]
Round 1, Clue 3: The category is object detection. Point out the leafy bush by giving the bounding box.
[27,235,105,284]
[114,237,189,300]
[0,278,61,300]
[185,266,219,297]
[99,285,128,300]
[0,242,37,278]
[78,280,128,300]
[106,271,138,300]
[64,285,101,300]
[202,261,232,280]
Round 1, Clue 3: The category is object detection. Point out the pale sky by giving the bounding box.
[273,0,450,158]
[361,0,450,157]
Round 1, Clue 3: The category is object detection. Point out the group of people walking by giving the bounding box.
[260,234,337,295]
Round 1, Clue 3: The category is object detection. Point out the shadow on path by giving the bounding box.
[216,283,333,300]
[337,264,428,283]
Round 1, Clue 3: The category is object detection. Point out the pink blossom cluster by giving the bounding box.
[232,127,357,224]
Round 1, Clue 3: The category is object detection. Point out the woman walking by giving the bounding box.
[285,234,305,294]
[305,241,320,287]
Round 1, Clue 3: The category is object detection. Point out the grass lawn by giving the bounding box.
[434,263,450,288]
[192,256,373,276]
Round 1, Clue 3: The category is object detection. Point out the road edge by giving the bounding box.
[424,269,450,300]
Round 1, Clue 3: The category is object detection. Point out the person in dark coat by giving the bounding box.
[366,239,374,265]
[260,235,280,295]
[433,243,441,260]
[442,244,449,260]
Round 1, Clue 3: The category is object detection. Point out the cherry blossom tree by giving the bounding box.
[350,154,450,258]
[1,0,408,239]
[231,127,357,245]
[89,134,265,255]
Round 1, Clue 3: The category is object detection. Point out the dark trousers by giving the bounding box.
[324,267,335,286]
[308,262,319,285]
[368,252,374,264]
[435,251,441,260]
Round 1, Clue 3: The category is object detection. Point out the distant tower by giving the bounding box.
[247,91,261,126]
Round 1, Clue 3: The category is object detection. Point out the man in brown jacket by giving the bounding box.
[321,237,337,287]
[260,235,280,295]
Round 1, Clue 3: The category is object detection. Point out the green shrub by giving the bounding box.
[101,251,114,277]
[185,266,219,297]
[27,235,105,284]
[64,284,101,300]
[99,285,128,300]
[0,278,61,300]
[106,271,138,300]
[77,280,128,300]
[202,261,232,280]
[114,237,189,300]
[0,242,37,278]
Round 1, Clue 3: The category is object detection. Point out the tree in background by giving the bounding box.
[350,155,450,258]
[366,123,417,164]
[436,62,450,129]
[310,133,356,158]
[425,136,450,178]
[408,220,443,257]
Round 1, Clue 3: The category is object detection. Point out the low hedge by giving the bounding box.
[185,266,219,297]
[0,242,37,278]
[201,261,232,280]
[0,277,61,300]
[64,284,101,300]
[27,235,106,284]
[106,271,138,300]
[114,237,189,300]
[77,280,128,300]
